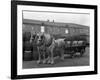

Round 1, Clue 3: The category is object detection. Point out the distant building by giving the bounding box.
[23,19,89,36]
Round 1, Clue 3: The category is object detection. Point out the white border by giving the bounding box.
[17,5,94,75]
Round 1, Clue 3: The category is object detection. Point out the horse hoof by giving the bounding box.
[50,61,54,64]
[43,61,46,64]
[37,61,41,64]
[47,60,51,64]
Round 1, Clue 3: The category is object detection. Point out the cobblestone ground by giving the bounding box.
[23,47,89,69]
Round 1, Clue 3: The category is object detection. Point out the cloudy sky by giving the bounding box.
[23,11,90,26]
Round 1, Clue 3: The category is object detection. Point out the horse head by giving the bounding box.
[29,32,38,44]
[36,32,45,46]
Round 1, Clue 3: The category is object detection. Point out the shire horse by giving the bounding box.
[34,32,65,64]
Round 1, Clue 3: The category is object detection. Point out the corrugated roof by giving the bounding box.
[23,19,89,29]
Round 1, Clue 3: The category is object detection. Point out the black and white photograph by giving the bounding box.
[11,1,97,79]
[22,10,90,68]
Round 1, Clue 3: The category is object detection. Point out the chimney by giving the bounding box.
[53,20,54,22]
[47,19,49,22]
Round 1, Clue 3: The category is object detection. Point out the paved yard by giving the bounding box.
[23,47,89,69]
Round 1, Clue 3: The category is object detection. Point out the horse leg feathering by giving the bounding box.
[37,47,42,64]
[42,48,46,64]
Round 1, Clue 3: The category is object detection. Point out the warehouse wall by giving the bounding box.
[23,23,89,36]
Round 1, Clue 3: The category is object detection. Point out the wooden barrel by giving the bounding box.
[23,41,33,61]
[24,51,32,61]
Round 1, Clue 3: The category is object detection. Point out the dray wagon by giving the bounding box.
[64,34,89,57]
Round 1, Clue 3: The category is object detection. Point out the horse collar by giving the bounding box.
[45,37,53,47]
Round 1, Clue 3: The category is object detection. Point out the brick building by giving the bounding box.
[23,19,89,37]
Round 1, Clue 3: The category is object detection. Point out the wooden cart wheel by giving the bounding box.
[80,48,85,57]
[70,51,75,58]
